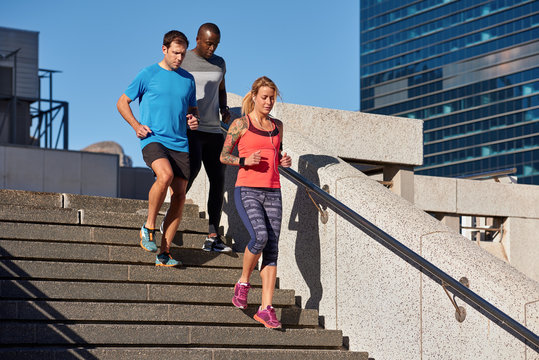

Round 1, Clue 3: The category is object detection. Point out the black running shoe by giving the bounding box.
[202,235,232,253]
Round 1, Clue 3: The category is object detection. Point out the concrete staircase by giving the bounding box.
[0,189,368,359]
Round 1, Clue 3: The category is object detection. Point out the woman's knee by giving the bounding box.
[247,236,268,255]
[261,253,278,267]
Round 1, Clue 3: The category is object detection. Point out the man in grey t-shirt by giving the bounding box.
[180,23,232,253]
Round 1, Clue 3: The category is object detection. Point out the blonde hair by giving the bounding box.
[241,76,280,115]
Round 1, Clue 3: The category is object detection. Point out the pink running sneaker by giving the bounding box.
[232,282,250,309]
[254,305,282,329]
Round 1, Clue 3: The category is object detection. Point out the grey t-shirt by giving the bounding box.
[181,50,226,134]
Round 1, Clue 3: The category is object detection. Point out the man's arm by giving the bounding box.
[116,94,152,139]
[218,78,231,124]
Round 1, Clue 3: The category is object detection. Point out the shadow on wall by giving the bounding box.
[289,154,339,310]
[223,163,249,251]
[222,106,249,251]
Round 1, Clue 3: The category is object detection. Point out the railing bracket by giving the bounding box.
[306,189,329,224]
[442,281,467,323]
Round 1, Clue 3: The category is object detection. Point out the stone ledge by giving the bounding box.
[0,347,369,360]
[228,92,423,166]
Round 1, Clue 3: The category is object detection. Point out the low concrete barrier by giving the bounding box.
[227,93,423,166]
[0,144,118,197]
[415,175,539,218]
[415,175,539,281]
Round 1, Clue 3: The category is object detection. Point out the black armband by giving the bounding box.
[239,157,245,167]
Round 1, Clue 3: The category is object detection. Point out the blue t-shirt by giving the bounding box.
[125,63,197,152]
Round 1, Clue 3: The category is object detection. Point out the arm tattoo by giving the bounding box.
[221,117,248,165]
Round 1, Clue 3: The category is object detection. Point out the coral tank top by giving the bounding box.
[235,115,281,188]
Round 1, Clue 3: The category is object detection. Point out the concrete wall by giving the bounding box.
[0,144,154,200]
[119,166,154,200]
[415,175,539,218]
[227,93,423,166]
[0,145,118,197]
[187,126,538,359]
[415,175,539,281]
[503,217,539,283]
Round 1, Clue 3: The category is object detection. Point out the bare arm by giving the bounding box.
[117,94,152,139]
[220,117,261,166]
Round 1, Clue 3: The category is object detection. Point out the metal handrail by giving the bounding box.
[220,121,539,352]
[280,166,538,352]
[459,167,517,180]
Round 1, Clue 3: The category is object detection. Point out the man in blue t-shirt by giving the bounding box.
[117,30,199,267]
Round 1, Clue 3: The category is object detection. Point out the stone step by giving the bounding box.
[0,323,346,348]
[0,189,62,209]
[80,208,209,231]
[0,189,369,358]
[0,206,208,232]
[0,189,200,218]
[63,192,199,218]
[0,222,234,249]
[0,259,264,286]
[0,347,369,360]
[0,205,78,224]
[0,280,296,306]
[0,239,243,268]
[0,300,319,327]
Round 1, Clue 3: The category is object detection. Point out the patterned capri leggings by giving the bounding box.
[234,187,282,267]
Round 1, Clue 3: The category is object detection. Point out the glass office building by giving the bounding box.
[360,0,539,184]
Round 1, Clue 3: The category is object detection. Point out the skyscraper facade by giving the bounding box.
[360,0,539,184]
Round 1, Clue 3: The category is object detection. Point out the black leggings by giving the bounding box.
[187,130,226,235]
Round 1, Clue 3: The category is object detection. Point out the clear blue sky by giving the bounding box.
[1,0,359,167]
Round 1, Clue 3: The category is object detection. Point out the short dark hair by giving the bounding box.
[163,30,189,48]
[197,23,220,37]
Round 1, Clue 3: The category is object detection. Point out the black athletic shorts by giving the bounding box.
[142,142,190,180]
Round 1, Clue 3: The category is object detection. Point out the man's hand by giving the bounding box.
[221,108,231,124]
[187,114,199,130]
[136,124,152,139]
[280,152,292,168]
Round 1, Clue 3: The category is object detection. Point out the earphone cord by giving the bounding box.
[270,131,279,177]
[255,113,280,177]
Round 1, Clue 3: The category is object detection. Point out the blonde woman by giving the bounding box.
[220,76,292,328]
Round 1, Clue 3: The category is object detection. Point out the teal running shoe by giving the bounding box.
[155,252,181,267]
[140,224,158,252]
